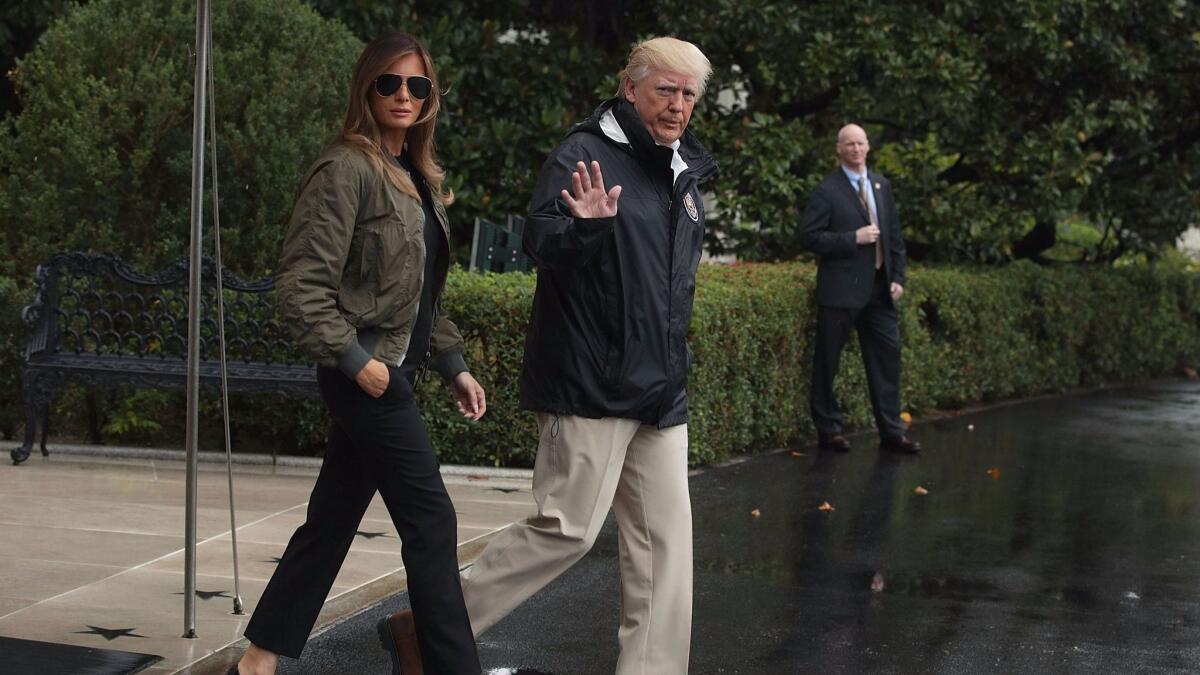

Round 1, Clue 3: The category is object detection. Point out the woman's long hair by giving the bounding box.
[340,32,452,205]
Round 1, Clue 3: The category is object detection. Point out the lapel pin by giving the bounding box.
[874,182,881,189]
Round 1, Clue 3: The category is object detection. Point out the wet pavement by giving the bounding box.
[281,380,1200,674]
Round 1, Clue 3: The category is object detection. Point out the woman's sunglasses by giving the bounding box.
[373,73,433,100]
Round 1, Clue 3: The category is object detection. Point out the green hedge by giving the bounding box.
[415,261,1200,467]
[5,262,1197,464]
[0,275,25,440]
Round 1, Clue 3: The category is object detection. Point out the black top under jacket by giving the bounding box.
[798,169,908,309]
[519,98,718,428]
[395,154,445,378]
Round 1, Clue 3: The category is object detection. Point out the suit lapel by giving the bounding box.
[834,171,870,222]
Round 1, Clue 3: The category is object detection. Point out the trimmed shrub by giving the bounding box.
[0,276,25,440]
[4,260,1197,464]
[0,0,361,280]
[416,262,1200,466]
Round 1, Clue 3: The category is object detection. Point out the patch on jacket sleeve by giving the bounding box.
[683,192,700,223]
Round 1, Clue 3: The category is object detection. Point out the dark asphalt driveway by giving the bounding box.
[280,380,1200,674]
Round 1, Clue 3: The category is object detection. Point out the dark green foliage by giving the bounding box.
[0,276,25,439]
[301,0,1200,264]
[0,0,83,119]
[655,0,1200,262]
[0,0,361,279]
[412,262,1199,467]
[4,0,1197,266]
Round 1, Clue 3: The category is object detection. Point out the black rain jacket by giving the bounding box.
[518,98,718,428]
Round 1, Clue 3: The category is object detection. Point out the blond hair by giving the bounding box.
[339,32,452,205]
[616,37,712,97]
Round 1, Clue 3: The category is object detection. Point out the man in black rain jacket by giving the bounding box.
[518,92,716,427]
[460,37,715,675]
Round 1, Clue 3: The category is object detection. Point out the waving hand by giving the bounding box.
[561,160,621,218]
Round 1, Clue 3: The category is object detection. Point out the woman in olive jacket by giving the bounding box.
[232,33,485,675]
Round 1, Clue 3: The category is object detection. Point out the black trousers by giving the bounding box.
[244,366,481,674]
[810,272,905,440]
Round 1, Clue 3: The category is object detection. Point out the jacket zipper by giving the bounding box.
[415,302,435,384]
[659,169,681,421]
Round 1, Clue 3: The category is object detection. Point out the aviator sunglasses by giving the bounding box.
[373,73,433,100]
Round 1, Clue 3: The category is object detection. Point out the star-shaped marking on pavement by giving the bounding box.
[355,530,391,539]
[74,625,147,640]
[174,589,232,600]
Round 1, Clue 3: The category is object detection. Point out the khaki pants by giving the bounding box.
[461,414,693,675]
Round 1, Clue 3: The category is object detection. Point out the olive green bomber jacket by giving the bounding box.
[275,144,468,381]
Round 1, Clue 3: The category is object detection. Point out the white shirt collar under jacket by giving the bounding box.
[601,109,689,185]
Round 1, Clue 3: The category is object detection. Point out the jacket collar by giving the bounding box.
[572,98,718,184]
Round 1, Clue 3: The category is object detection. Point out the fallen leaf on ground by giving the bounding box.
[914,485,929,495]
[900,411,913,429]
[818,501,835,512]
[985,467,1001,480]
[1125,591,1140,600]
[871,572,885,592]
[1183,366,1198,379]
[788,450,805,457]
[750,508,761,518]
[467,474,489,481]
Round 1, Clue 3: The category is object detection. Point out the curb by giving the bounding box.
[30,442,535,480]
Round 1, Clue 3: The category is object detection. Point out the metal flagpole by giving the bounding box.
[203,10,245,617]
[183,0,210,639]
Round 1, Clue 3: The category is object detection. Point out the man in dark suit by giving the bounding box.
[799,124,920,454]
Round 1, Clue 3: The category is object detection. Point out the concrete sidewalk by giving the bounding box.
[0,447,533,674]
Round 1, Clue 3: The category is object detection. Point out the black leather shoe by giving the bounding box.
[818,433,852,452]
[880,436,921,454]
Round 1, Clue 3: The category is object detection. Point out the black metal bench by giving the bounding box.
[11,252,317,465]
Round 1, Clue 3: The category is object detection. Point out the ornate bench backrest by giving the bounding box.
[23,252,304,366]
